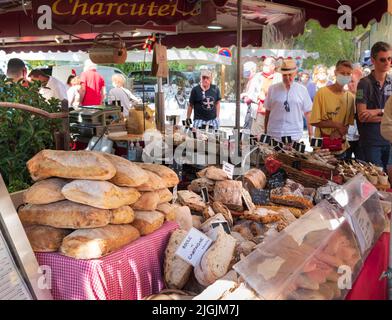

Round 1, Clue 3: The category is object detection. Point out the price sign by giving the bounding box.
[222,161,235,180]
[201,187,209,203]
[260,134,271,145]
[282,136,292,144]
[310,137,323,148]
[268,170,286,189]
[250,189,270,205]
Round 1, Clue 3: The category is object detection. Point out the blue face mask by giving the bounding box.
[336,74,351,86]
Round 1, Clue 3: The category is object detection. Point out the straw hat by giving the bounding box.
[278,59,298,75]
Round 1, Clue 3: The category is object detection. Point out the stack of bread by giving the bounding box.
[19,149,181,260]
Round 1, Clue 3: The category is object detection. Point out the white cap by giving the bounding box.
[244,61,257,73]
[200,69,212,78]
[84,59,97,71]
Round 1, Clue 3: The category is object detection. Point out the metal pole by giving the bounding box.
[235,0,243,133]
[155,34,165,134]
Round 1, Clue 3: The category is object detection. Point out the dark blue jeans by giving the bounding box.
[360,144,390,171]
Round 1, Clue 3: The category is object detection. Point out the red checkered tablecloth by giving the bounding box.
[35,222,178,300]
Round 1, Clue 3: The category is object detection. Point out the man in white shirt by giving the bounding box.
[29,69,67,102]
[264,59,313,142]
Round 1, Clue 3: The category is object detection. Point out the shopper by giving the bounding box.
[310,60,355,158]
[80,59,106,106]
[67,76,82,110]
[29,69,68,101]
[6,58,27,83]
[264,59,313,142]
[187,69,221,129]
[357,41,392,171]
[108,74,141,118]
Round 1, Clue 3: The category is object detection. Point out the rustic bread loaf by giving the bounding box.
[23,178,68,205]
[110,206,135,224]
[243,168,267,190]
[27,150,116,181]
[61,180,141,209]
[24,225,71,252]
[192,215,203,229]
[205,167,228,181]
[164,229,193,289]
[214,180,243,210]
[173,206,193,231]
[18,200,111,229]
[136,163,179,188]
[101,153,149,187]
[177,190,207,212]
[212,201,233,227]
[188,177,215,193]
[132,211,164,235]
[156,203,179,221]
[136,171,167,192]
[60,224,140,259]
[156,188,173,204]
[132,192,161,211]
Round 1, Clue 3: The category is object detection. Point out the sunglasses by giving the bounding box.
[202,76,210,80]
[378,57,392,63]
[284,91,290,112]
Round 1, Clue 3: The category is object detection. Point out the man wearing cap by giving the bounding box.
[79,59,106,106]
[187,69,221,129]
[264,59,313,142]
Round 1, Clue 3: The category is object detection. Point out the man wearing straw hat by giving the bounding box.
[264,59,313,142]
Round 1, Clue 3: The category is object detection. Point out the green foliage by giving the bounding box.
[0,76,62,192]
[294,20,368,69]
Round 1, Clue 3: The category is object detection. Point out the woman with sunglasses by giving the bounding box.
[264,59,313,143]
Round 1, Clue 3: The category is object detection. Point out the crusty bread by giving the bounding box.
[173,206,193,231]
[188,177,215,194]
[156,188,173,204]
[212,202,233,227]
[177,190,206,212]
[132,192,161,211]
[27,150,116,181]
[136,163,179,188]
[132,211,164,235]
[101,153,149,187]
[205,166,229,181]
[23,178,68,205]
[156,203,179,221]
[164,229,193,289]
[214,181,243,211]
[194,226,236,286]
[136,171,167,192]
[192,215,203,229]
[60,224,140,259]
[61,180,141,209]
[24,225,71,252]
[18,200,111,229]
[110,206,135,224]
[196,167,209,178]
[243,168,267,190]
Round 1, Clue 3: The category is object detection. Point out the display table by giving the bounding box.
[346,232,390,300]
[35,222,178,300]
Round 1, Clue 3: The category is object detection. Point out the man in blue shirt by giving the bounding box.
[356,42,392,170]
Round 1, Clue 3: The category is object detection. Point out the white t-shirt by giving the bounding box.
[264,82,312,141]
[40,76,68,101]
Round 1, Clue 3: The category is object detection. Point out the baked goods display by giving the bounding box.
[20,149,181,260]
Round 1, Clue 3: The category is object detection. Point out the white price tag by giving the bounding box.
[222,161,235,180]
[351,208,375,254]
[172,185,178,204]
[175,228,213,267]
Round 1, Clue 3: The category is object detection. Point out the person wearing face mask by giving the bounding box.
[310,60,355,157]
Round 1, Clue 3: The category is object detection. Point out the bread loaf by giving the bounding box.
[60,224,140,259]
[192,216,203,229]
[132,192,161,211]
[157,188,173,204]
[136,163,179,188]
[132,211,164,235]
[101,153,149,187]
[173,206,193,231]
[18,200,111,229]
[188,177,215,194]
[156,203,179,221]
[27,150,116,181]
[177,190,207,212]
[214,180,243,211]
[110,206,135,224]
[212,202,233,227]
[62,180,141,209]
[205,167,228,181]
[23,178,68,205]
[136,171,167,192]
[194,226,236,286]
[24,225,71,252]
[243,169,267,190]
[164,229,193,289]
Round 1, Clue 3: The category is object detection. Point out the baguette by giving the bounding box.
[23,178,68,205]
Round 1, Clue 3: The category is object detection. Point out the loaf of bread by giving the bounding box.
[214,180,243,211]
[177,190,207,212]
[19,200,111,229]
[132,211,165,235]
[156,203,178,221]
[136,163,179,188]
[157,188,173,204]
[164,229,193,289]
[136,171,167,192]
[60,224,140,259]
[27,150,116,181]
[188,177,215,194]
[61,180,141,209]
[194,226,236,286]
[243,169,267,190]
[101,153,149,187]
[212,202,233,227]
[173,206,193,231]
[24,225,71,252]
[132,192,161,211]
[205,167,228,181]
[110,206,135,224]
[192,216,203,229]
[23,178,68,205]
